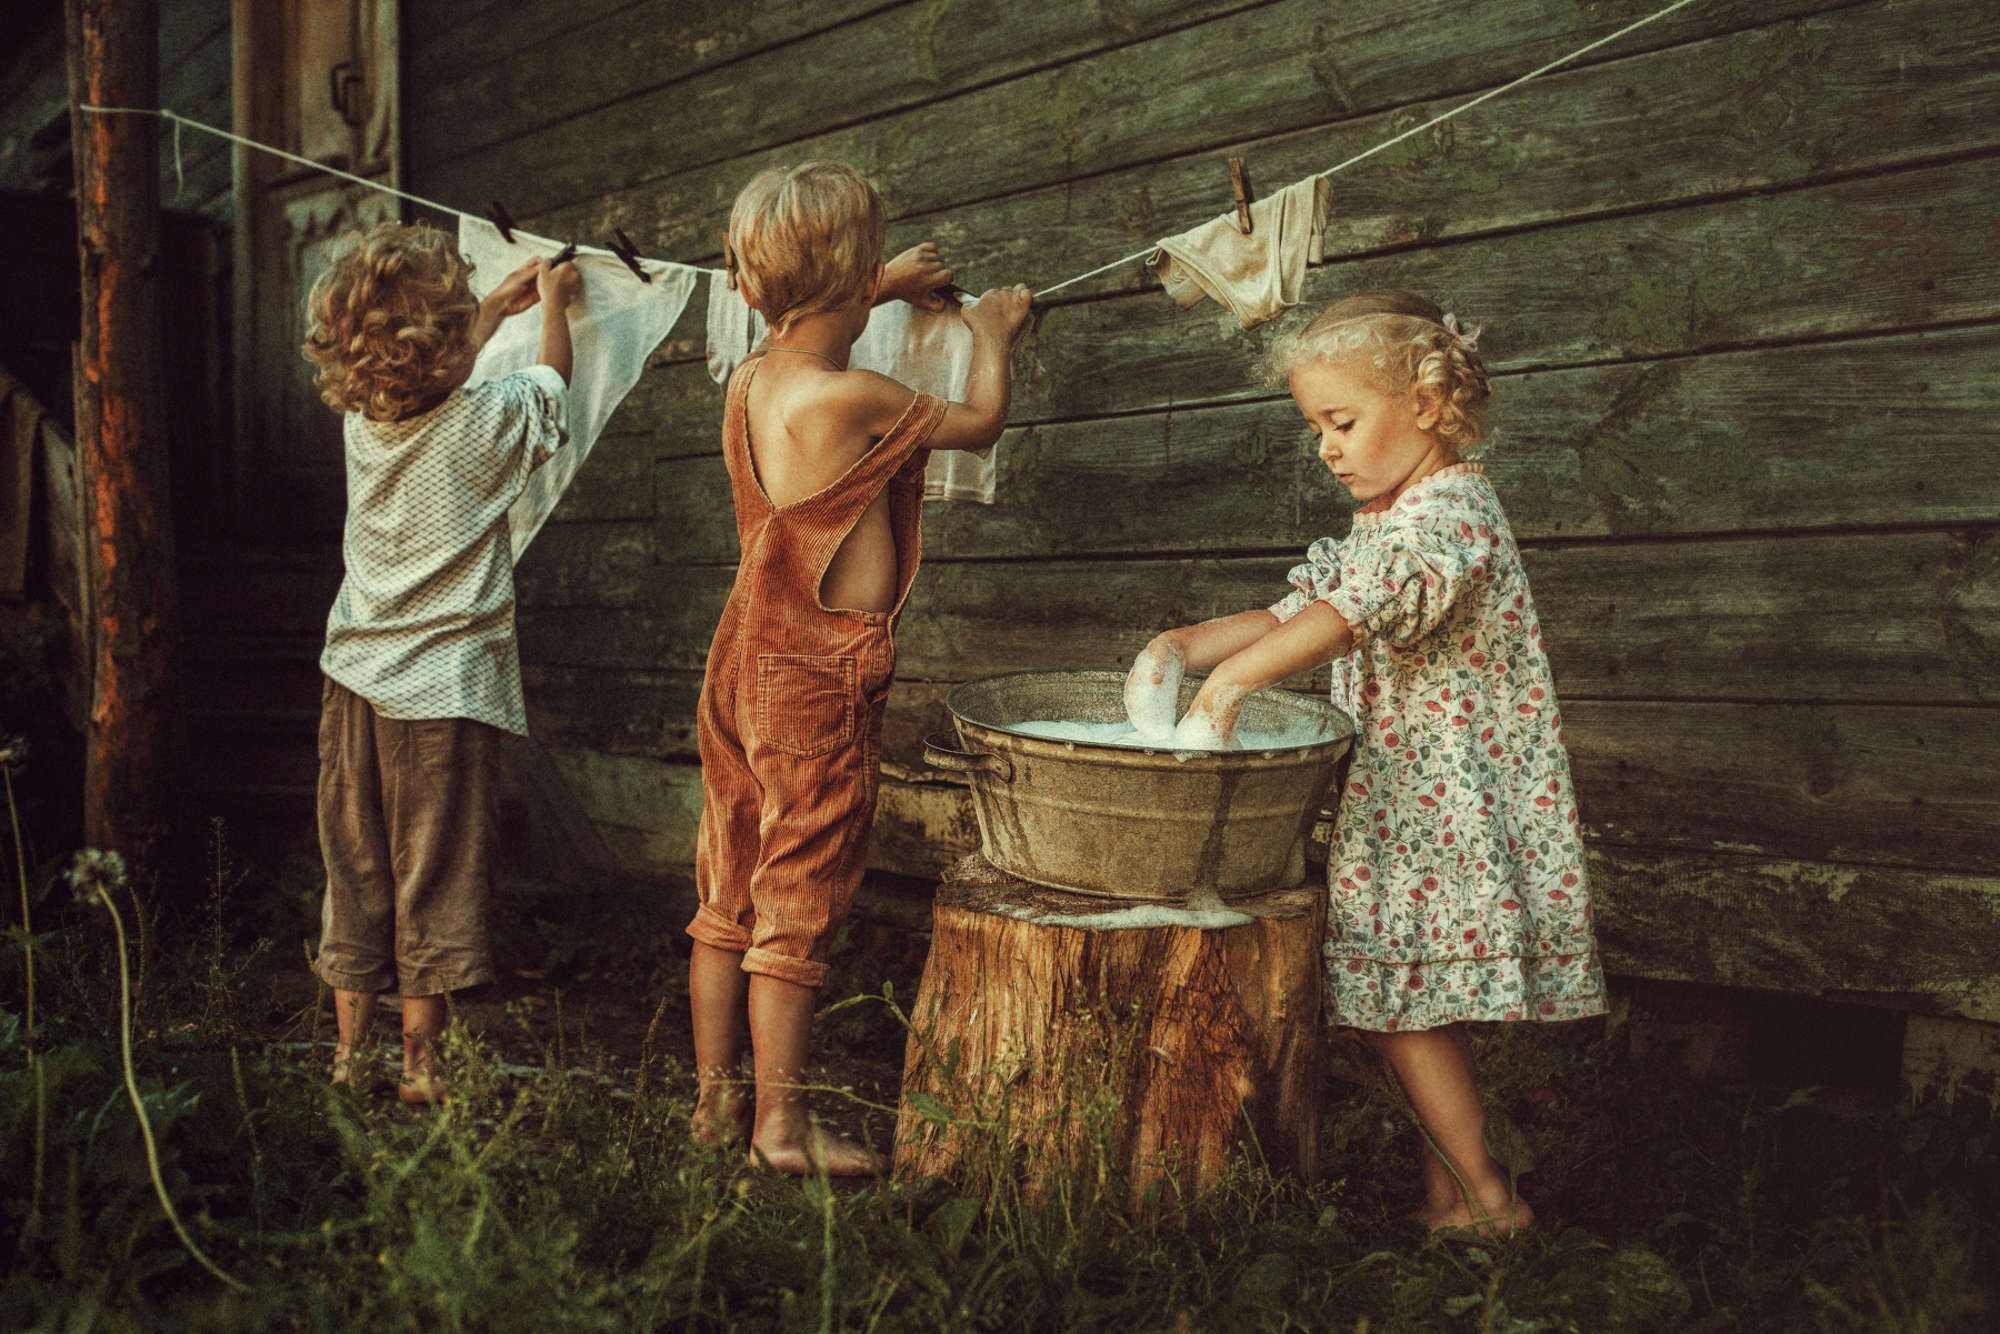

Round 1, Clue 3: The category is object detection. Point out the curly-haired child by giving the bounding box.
[301,221,580,1104]
[689,161,1032,1174]
[1125,290,1606,1235]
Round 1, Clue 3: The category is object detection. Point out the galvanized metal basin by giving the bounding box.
[924,670,1354,902]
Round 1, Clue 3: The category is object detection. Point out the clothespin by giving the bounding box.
[1228,156,1253,235]
[486,200,517,243]
[609,228,652,283]
[722,233,739,291]
[550,240,578,268]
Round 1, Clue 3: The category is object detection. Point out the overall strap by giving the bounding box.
[812,390,946,509]
[719,353,768,514]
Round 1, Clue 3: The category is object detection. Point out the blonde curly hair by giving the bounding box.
[1262,290,1492,452]
[727,160,886,334]
[301,222,479,422]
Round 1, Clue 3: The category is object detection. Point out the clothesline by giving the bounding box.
[1032,0,1704,297]
[76,102,720,285]
[80,0,1703,302]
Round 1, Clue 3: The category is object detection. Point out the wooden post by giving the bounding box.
[66,0,182,869]
[896,856,1326,1210]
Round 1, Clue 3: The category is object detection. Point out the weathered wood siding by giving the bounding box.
[0,0,235,220]
[424,0,1996,1015]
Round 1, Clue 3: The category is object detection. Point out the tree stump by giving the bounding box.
[895,855,1325,1208]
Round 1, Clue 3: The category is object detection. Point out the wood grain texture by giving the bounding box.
[1586,848,2000,1023]
[517,678,2000,876]
[859,792,2000,1020]
[502,0,1852,256]
[415,0,1266,193]
[646,328,2000,563]
[896,856,1326,1206]
[515,528,2000,705]
[612,154,2000,459]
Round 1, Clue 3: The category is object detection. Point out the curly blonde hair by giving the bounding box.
[1262,290,1492,452]
[727,160,886,333]
[301,222,479,422]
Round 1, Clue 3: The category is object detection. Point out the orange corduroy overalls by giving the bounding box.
[688,352,945,986]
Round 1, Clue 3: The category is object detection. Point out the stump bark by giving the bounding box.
[895,855,1325,1207]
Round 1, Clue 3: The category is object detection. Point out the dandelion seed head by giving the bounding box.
[0,734,25,771]
[68,847,131,907]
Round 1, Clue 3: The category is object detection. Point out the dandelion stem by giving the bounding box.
[6,768,46,1248]
[93,881,250,1293]
[6,767,30,1035]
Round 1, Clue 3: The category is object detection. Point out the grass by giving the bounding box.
[0,812,1994,1329]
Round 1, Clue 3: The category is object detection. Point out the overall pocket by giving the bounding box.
[756,654,857,759]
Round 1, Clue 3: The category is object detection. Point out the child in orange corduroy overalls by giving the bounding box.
[687,161,1033,1175]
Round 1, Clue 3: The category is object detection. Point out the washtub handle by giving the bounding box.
[923,731,1013,781]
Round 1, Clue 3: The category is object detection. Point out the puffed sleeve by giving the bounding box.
[472,364,570,492]
[1323,515,1479,649]
[1268,535,1343,623]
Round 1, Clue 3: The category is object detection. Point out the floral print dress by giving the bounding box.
[1269,463,1606,1031]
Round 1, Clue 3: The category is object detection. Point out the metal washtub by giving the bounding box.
[923,670,1354,902]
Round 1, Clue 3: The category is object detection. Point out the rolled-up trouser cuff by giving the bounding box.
[397,962,495,997]
[687,903,754,953]
[741,945,829,988]
[315,958,397,994]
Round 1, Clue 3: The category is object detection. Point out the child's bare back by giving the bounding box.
[745,290,1031,613]
[744,360,919,613]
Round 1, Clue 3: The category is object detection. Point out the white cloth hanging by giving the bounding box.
[1148,176,1331,329]
[458,217,700,560]
[704,271,997,503]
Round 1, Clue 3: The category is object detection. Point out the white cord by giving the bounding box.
[1033,0,1704,299]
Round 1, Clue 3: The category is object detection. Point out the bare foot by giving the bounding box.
[750,1122,880,1177]
[331,1045,389,1094]
[398,1070,449,1106]
[692,1084,753,1149]
[1418,1190,1535,1239]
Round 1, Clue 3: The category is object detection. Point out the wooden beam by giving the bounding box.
[67,0,183,871]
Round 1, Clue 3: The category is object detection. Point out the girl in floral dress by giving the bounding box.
[1125,290,1605,1236]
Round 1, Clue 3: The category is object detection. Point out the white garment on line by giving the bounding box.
[1148,176,1332,329]
[703,271,998,503]
[458,217,700,560]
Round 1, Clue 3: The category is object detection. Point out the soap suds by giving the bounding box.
[1009,717,1332,753]
[991,898,1255,931]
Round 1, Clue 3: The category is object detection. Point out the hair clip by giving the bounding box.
[609,228,652,284]
[486,200,517,243]
[1442,313,1481,352]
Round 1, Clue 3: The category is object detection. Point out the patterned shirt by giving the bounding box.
[1270,463,1606,1032]
[321,365,569,734]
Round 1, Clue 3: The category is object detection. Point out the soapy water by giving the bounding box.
[991,884,1254,931]
[1007,717,1334,753]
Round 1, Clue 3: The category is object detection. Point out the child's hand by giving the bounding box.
[1124,636,1185,742]
[964,285,1033,344]
[481,258,545,320]
[1171,694,1240,751]
[538,256,582,312]
[881,242,956,311]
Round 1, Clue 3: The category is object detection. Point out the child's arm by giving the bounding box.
[1124,610,1279,741]
[878,242,956,312]
[1173,602,1354,747]
[535,259,581,384]
[469,258,545,352]
[827,285,1034,452]
[932,285,1032,452]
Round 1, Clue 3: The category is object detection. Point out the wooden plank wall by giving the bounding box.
[0,0,235,220]
[419,0,1998,1016]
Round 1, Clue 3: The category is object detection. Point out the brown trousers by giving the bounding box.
[314,677,499,996]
